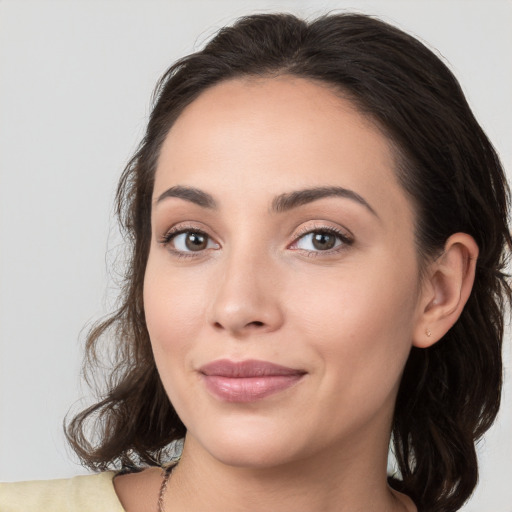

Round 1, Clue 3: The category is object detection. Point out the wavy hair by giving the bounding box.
[66,12,511,512]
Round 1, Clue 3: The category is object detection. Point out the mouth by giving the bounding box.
[198,359,306,403]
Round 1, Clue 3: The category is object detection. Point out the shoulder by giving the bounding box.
[0,472,126,512]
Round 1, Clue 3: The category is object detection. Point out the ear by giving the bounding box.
[413,233,479,348]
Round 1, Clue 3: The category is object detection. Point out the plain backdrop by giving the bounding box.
[0,1,511,510]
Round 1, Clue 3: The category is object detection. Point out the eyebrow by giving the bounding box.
[270,186,377,216]
[155,185,377,217]
[156,185,217,209]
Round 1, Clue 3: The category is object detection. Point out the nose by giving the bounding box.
[207,249,284,338]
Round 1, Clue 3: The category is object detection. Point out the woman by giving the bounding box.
[1,12,510,512]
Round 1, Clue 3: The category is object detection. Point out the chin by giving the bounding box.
[189,422,310,469]
[210,444,300,470]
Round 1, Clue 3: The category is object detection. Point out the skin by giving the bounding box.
[114,76,478,512]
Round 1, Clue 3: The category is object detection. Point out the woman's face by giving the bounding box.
[144,76,425,468]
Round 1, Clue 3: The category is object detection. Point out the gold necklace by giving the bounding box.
[157,460,179,512]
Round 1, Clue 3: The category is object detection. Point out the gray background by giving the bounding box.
[1,1,511,510]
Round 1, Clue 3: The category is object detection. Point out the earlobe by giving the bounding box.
[413,233,479,348]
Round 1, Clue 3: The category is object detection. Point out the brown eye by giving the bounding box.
[184,232,208,251]
[164,229,219,254]
[292,228,352,253]
[311,232,337,250]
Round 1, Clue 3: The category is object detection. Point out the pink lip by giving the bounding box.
[199,359,306,403]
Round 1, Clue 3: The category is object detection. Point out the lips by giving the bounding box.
[199,359,306,402]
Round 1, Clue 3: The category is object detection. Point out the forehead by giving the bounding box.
[154,76,413,225]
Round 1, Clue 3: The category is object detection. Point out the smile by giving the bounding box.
[199,359,306,403]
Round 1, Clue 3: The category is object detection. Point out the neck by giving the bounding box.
[165,434,414,512]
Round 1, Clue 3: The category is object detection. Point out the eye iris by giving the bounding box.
[185,232,207,251]
[312,232,336,250]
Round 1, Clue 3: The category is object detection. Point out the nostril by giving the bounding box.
[212,319,268,332]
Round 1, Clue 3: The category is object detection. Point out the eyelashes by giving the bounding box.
[290,224,353,254]
[158,225,214,260]
[160,227,220,254]
[158,223,354,260]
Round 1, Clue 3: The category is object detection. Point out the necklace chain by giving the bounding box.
[157,460,179,512]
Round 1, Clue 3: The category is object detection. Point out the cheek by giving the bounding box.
[143,260,211,425]
[290,259,417,335]
[288,258,419,396]
[143,258,206,364]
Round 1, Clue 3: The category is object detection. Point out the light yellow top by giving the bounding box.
[0,472,126,512]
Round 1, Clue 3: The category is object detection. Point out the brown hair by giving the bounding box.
[66,12,511,512]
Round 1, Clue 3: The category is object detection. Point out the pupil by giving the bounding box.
[312,232,335,250]
[186,232,207,251]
